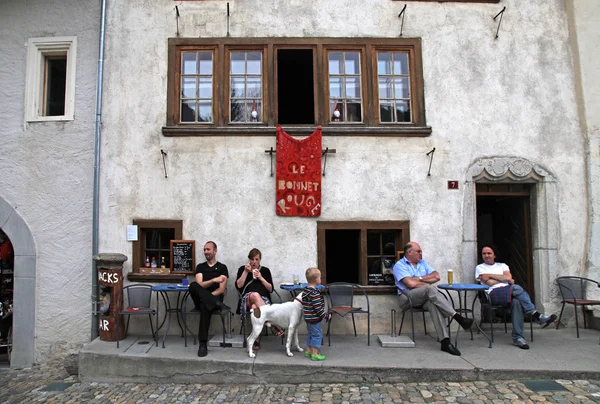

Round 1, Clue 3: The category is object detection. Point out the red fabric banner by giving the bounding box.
[276,126,322,217]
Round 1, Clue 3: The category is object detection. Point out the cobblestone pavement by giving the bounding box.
[1,361,599,403]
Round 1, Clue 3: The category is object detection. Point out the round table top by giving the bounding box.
[438,283,489,291]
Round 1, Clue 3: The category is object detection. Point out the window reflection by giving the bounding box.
[180,51,213,123]
[377,51,411,123]
[230,51,263,123]
[328,51,362,123]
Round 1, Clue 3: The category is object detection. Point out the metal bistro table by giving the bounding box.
[152,284,191,348]
[280,283,326,299]
[437,283,492,348]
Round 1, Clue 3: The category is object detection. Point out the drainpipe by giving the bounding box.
[92,0,108,341]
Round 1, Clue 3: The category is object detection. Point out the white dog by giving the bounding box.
[247,292,304,358]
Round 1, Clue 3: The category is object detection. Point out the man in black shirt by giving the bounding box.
[188,241,230,357]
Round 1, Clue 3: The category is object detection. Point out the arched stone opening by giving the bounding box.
[461,157,559,311]
[0,196,36,368]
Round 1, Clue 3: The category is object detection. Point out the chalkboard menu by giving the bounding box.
[170,240,195,274]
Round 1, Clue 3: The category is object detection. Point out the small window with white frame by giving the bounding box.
[25,36,77,122]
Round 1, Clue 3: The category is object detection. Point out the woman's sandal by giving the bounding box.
[271,325,285,337]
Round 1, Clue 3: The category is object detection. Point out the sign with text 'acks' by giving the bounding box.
[276,126,322,217]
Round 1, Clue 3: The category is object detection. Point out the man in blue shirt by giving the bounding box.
[393,241,473,356]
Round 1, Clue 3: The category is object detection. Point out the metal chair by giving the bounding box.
[182,291,233,347]
[239,288,284,348]
[116,284,157,348]
[397,288,428,343]
[326,283,370,346]
[478,290,533,343]
[556,276,600,338]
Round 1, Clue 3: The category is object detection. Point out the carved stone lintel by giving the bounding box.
[469,157,552,183]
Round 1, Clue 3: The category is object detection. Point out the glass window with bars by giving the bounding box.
[180,51,214,123]
[230,51,262,123]
[328,51,362,123]
[377,52,411,123]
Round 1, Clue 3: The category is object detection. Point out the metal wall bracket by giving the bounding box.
[493,7,506,39]
[264,147,337,177]
[398,4,407,37]
[426,147,436,177]
[161,149,168,178]
[174,6,180,37]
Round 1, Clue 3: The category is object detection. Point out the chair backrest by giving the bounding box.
[327,283,356,307]
[556,276,594,301]
[122,284,153,309]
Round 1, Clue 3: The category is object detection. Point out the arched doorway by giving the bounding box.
[0,196,36,368]
[461,157,558,312]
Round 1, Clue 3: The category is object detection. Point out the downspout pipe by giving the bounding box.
[92,0,108,340]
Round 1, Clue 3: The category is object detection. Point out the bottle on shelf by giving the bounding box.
[151,257,157,268]
[160,257,166,268]
[145,256,151,267]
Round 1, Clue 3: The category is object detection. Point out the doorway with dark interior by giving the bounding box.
[476,183,534,300]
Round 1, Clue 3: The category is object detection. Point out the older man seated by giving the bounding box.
[393,242,474,356]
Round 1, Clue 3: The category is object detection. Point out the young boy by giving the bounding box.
[301,267,329,361]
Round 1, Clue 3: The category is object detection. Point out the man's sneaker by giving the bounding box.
[198,341,208,357]
[538,313,557,329]
[513,337,530,350]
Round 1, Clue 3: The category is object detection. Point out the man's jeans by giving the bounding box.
[510,284,536,340]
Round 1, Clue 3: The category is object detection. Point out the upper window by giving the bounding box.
[25,37,77,122]
[165,38,429,136]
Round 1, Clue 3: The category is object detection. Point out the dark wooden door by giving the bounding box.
[476,184,534,300]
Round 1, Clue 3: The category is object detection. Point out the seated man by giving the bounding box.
[476,245,556,350]
[393,242,474,356]
[188,241,231,357]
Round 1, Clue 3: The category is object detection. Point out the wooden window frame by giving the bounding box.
[164,38,431,137]
[128,219,183,282]
[317,220,411,294]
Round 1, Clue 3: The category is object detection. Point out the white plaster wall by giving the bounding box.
[100,0,586,334]
[0,0,99,360]
[568,0,600,315]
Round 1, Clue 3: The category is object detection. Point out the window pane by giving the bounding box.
[344,52,360,75]
[378,78,393,99]
[231,100,245,122]
[182,77,197,99]
[250,100,261,121]
[45,57,67,116]
[394,52,409,75]
[367,231,381,255]
[198,52,213,74]
[146,230,160,249]
[377,52,392,75]
[230,52,245,74]
[231,76,246,98]
[198,101,212,122]
[181,100,196,122]
[182,52,197,74]
[382,232,396,253]
[380,102,393,122]
[347,102,362,122]
[329,52,343,75]
[246,52,262,74]
[246,77,262,98]
[330,77,342,98]
[394,77,410,99]
[396,101,411,122]
[198,77,212,98]
[159,229,175,249]
[330,100,343,121]
[346,76,361,98]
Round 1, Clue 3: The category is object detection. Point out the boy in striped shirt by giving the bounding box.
[302,267,330,361]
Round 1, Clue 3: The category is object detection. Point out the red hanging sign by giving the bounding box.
[276,126,322,217]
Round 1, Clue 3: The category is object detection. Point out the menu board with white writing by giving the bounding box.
[170,240,195,274]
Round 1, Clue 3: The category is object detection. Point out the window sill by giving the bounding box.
[162,125,432,137]
[127,273,189,283]
[323,285,397,295]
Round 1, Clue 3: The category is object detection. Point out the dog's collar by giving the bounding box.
[294,297,303,304]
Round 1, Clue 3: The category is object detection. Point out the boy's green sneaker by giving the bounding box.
[311,353,326,361]
[304,351,312,358]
